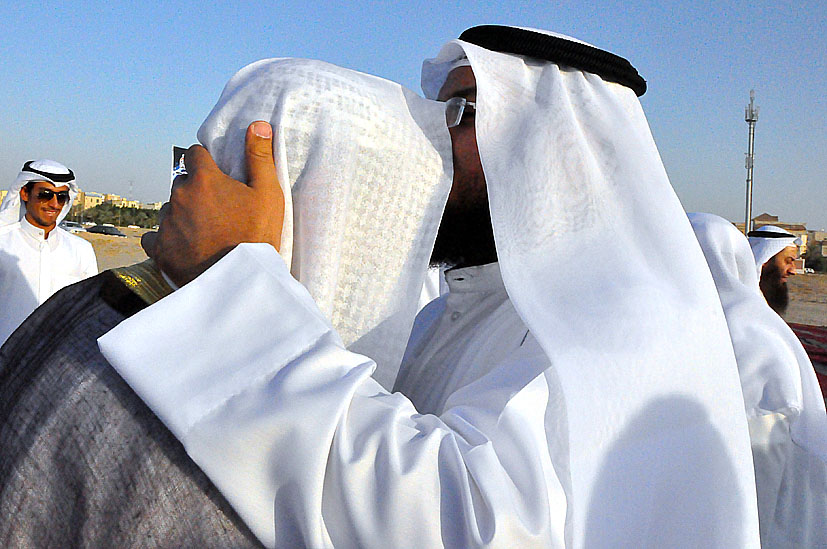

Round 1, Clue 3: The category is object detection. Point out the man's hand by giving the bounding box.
[142,121,284,287]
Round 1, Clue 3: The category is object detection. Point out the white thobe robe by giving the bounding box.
[748,414,827,547]
[0,218,97,344]
[397,262,548,415]
[689,213,827,548]
[100,244,569,548]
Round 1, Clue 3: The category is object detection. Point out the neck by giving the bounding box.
[25,214,57,238]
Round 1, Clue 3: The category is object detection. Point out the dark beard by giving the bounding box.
[760,263,790,315]
[430,200,497,269]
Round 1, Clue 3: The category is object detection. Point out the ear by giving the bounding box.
[19,186,29,203]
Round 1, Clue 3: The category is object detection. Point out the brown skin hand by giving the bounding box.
[20,181,70,238]
[142,121,284,287]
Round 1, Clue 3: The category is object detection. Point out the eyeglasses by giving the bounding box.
[35,189,71,205]
[444,97,476,128]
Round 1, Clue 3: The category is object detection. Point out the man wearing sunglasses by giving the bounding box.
[0,159,98,344]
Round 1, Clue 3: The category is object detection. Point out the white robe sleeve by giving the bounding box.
[81,239,98,278]
[748,413,827,548]
[99,243,567,549]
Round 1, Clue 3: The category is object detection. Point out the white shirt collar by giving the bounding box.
[444,262,505,294]
[20,216,59,246]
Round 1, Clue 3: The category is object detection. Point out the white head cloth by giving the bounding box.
[0,159,78,228]
[690,213,827,450]
[423,27,759,545]
[748,225,802,275]
[197,58,452,389]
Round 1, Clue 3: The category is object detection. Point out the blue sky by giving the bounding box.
[2,1,825,229]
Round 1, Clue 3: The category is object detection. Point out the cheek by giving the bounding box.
[450,129,482,169]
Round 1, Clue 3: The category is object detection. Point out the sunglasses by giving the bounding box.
[35,189,71,205]
[444,96,476,128]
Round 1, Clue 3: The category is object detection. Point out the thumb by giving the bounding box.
[245,121,277,190]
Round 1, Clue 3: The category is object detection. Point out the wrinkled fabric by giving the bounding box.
[424,31,759,546]
[102,30,758,548]
[690,212,827,547]
[0,271,260,547]
[197,58,452,389]
[0,217,97,344]
[102,244,570,548]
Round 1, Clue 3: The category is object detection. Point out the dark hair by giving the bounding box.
[21,181,37,203]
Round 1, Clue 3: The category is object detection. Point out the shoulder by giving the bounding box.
[58,229,95,251]
[0,222,21,239]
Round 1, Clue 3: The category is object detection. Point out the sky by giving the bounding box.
[2,1,825,229]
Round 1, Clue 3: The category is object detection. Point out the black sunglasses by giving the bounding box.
[35,189,71,205]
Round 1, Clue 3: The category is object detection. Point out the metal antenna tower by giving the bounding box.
[744,90,759,233]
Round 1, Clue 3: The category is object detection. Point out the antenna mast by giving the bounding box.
[744,90,759,233]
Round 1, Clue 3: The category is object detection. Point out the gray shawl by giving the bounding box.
[0,268,260,547]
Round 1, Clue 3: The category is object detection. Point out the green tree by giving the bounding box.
[802,242,827,272]
[83,203,159,228]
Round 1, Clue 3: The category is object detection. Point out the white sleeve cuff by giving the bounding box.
[98,243,337,439]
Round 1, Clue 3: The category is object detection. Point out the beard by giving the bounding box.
[760,262,790,315]
[430,196,497,269]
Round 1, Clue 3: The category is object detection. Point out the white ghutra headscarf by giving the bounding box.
[690,213,827,448]
[197,58,453,389]
[0,159,78,228]
[422,26,759,546]
[747,224,802,275]
[690,212,827,546]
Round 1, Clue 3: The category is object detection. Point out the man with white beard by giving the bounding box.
[100,27,759,547]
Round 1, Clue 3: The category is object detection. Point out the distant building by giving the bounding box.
[813,231,827,242]
[0,190,7,203]
[141,201,164,210]
[809,231,827,258]
[104,193,126,207]
[79,191,105,210]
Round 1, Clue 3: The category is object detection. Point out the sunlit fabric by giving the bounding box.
[196,59,452,387]
[101,28,758,548]
[0,217,98,344]
[690,212,827,547]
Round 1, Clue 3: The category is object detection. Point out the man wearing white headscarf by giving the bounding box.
[100,27,759,547]
[690,213,827,548]
[747,225,802,315]
[0,160,97,344]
